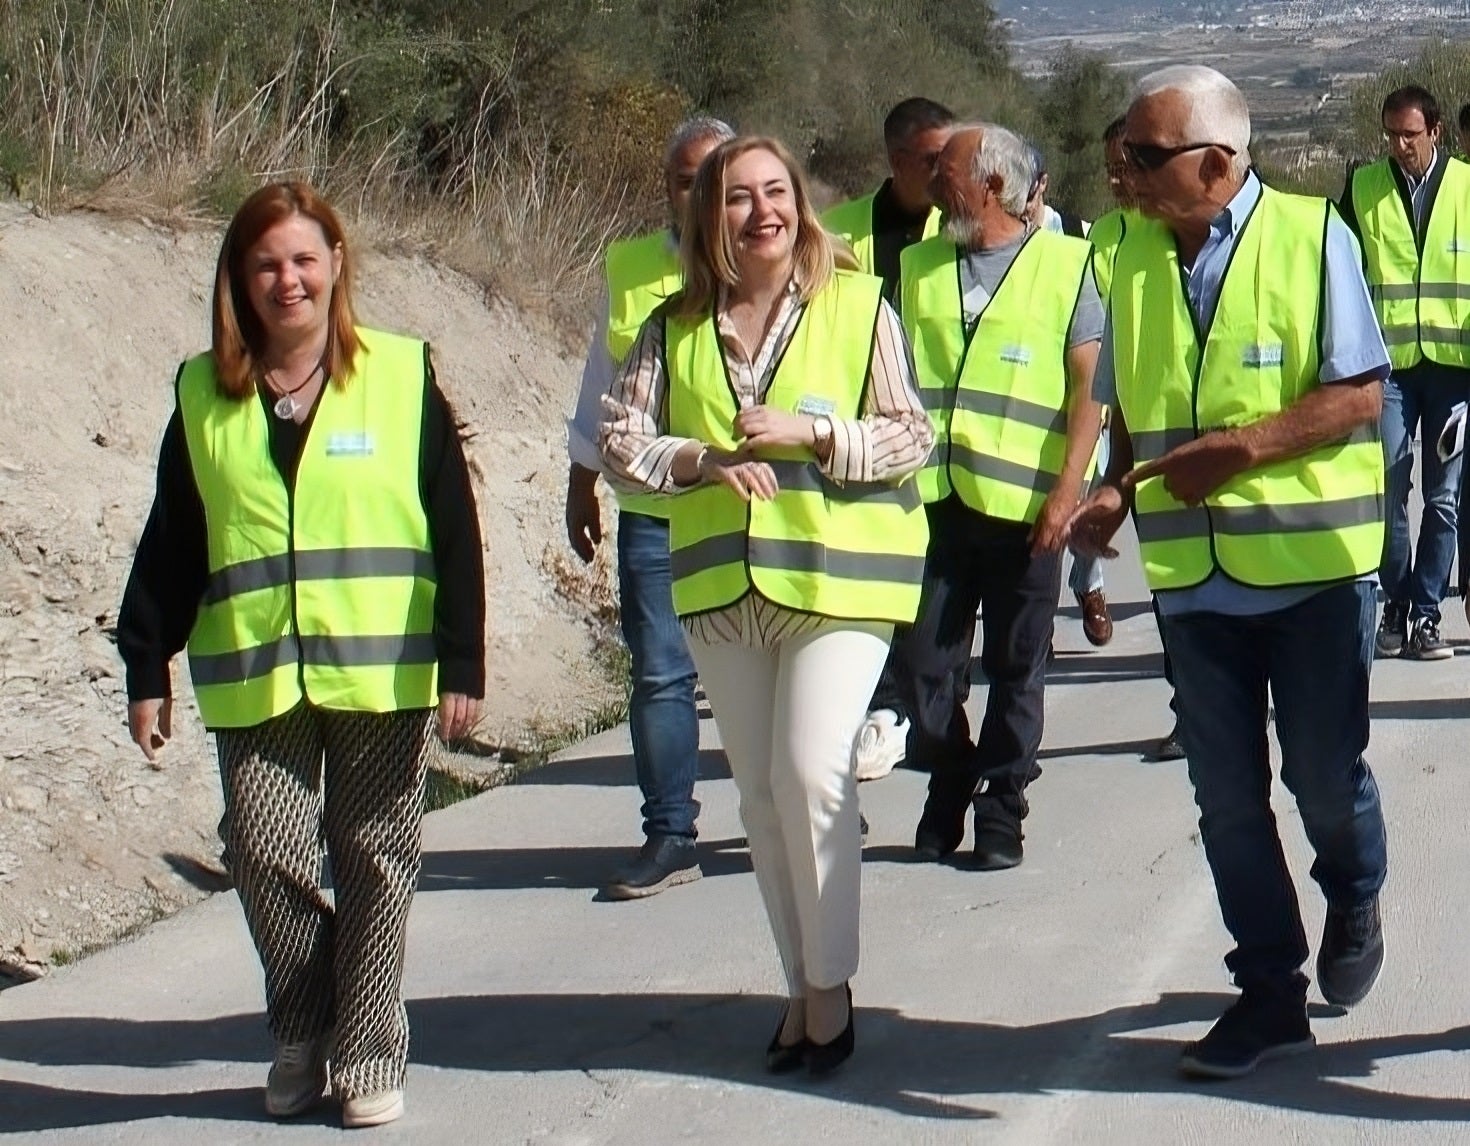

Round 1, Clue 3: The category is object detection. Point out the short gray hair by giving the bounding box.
[663,116,736,175]
[1132,65,1252,173]
[971,123,1034,218]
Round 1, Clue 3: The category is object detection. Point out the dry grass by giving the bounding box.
[0,0,641,325]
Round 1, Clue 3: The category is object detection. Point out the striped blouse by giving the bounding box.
[598,278,932,648]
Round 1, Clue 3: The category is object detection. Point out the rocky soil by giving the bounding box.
[0,203,620,983]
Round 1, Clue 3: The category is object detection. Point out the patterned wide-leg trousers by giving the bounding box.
[216,703,435,1100]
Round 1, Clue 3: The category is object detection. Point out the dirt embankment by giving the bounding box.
[0,204,619,979]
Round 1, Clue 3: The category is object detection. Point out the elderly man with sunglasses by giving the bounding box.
[1064,65,1390,1080]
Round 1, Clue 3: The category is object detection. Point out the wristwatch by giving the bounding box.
[811,414,834,451]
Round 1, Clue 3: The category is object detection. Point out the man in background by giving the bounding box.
[564,117,734,899]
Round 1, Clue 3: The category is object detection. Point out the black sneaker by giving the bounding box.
[1406,616,1453,661]
[1147,720,1186,762]
[1375,603,1407,658]
[914,799,966,860]
[1317,897,1384,1007]
[971,814,1024,870]
[602,836,702,900]
[1178,992,1314,1079]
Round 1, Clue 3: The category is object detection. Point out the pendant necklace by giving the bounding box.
[262,361,323,420]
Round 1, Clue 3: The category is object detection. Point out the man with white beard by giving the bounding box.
[898,123,1103,870]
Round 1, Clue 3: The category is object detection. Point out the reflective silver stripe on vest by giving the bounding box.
[203,547,436,605]
[189,631,437,687]
[919,384,954,412]
[1130,428,1197,463]
[1419,324,1470,346]
[1135,494,1381,544]
[1378,323,1470,347]
[298,633,438,668]
[952,389,1066,434]
[1370,283,1417,303]
[1371,282,1470,303]
[1134,506,1211,544]
[765,460,921,510]
[190,635,301,687]
[948,443,1057,496]
[672,531,925,583]
[1212,494,1382,536]
[1132,423,1376,463]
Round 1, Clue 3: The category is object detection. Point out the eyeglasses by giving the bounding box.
[1123,140,1237,173]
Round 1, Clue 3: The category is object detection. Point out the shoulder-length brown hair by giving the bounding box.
[211,182,361,398]
[675,135,857,317]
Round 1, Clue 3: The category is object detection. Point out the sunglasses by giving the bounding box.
[1124,140,1237,173]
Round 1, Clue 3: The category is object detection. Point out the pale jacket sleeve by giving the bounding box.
[597,315,700,495]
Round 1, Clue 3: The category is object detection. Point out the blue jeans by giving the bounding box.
[1381,364,1469,623]
[1067,422,1110,598]
[1161,581,1387,997]
[617,511,700,840]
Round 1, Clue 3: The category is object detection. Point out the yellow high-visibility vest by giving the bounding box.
[664,271,929,624]
[1351,156,1470,370]
[900,229,1092,513]
[823,189,942,276]
[178,327,438,728]
[1087,206,1140,300]
[946,229,1093,523]
[1113,189,1385,590]
[604,231,683,519]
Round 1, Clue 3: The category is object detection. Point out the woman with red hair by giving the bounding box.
[117,182,485,1127]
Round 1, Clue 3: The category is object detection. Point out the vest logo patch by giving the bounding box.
[1241,343,1285,368]
[326,432,375,457]
[796,395,837,417]
[999,345,1032,366]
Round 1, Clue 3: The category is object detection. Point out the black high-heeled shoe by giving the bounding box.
[766,1002,807,1074]
[806,984,855,1078]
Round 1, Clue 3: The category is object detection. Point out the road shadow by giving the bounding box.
[1038,651,1166,686]
[5,992,1470,1132]
[1370,698,1470,721]
[418,836,754,892]
[1054,599,1157,625]
[521,747,731,789]
[1037,737,1167,762]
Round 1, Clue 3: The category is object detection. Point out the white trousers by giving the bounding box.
[689,621,892,992]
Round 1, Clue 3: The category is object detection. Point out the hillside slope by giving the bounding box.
[0,204,619,975]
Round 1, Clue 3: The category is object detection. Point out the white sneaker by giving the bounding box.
[852,709,909,781]
[342,1089,405,1128]
[265,1037,328,1118]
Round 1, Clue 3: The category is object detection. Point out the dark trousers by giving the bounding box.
[1153,595,1179,718]
[907,496,1061,826]
[1161,581,1388,997]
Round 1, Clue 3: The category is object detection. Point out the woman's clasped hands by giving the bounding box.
[697,407,819,502]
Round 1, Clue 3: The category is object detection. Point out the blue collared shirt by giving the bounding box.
[1093,171,1390,616]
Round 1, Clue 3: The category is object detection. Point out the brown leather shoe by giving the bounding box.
[1077,589,1113,647]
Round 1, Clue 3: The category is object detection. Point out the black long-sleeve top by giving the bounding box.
[117,345,486,706]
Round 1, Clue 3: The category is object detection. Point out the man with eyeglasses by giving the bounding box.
[825,97,954,782]
[1339,85,1470,661]
[1066,65,1389,1080]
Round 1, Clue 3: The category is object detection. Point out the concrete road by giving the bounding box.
[3,517,1470,1144]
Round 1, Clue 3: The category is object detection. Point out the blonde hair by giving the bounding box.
[675,136,856,317]
[211,182,360,399]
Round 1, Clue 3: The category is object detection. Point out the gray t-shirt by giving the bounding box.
[957,229,1104,348]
